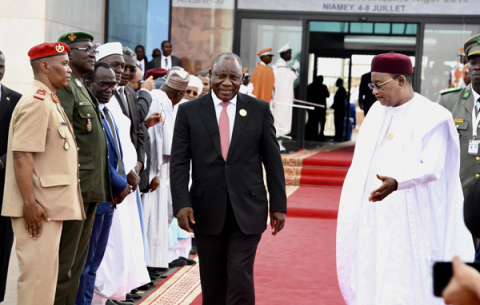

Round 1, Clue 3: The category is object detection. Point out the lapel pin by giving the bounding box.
[6,97,10,100]
[75,79,83,88]
[240,109,247,117]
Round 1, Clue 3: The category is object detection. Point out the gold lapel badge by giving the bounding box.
[239,109,247,117]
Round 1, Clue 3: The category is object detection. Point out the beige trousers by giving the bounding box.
[11,217,63,305]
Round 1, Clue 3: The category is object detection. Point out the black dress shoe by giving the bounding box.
[137,281,155,290]
[121,298,135,303]
[127,293,142,300]
[169,258,187,268]
[130,289,138,294]
[179,256,197,265]
[108,300,134,305]
[148,269,160,277]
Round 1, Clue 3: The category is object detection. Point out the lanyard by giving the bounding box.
[472,103,480,139]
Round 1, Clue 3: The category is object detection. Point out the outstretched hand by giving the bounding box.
[369,174,397,202]
[270,211,286,236]
[176,207,195,233]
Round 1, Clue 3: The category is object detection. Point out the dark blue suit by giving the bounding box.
[76,106,127,305]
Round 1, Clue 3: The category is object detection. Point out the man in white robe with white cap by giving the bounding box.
[91,42,150,305]
[336,52,474,305]
[272,43,297,152]
[141,68,190,270]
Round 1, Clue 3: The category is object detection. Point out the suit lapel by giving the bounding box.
[198,95,222,159]
[102,118,119,160]
[0,86,11,123]
[227,94,253,160]
[114,90,128,116]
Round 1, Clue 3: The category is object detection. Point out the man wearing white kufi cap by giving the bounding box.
[92,42,151,304]
[272,43,298,152]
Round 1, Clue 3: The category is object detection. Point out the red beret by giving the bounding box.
[145,68,168,80]
[28,42,70,61]
[371,52,413,74]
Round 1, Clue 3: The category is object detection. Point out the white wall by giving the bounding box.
[0,0,106,93]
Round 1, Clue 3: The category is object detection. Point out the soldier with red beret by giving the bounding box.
[1,42,84,305]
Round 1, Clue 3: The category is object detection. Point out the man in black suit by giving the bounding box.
[358,72,377,116]
[149,41,182,71]
[0,50,22,302]
[171,53,287,305]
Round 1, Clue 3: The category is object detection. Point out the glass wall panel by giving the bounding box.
[421,24,480,102]
[239,19,302,79]
[350,22,374,34]
[107,0,169,62]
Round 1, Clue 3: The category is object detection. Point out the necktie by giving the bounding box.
[118,87,130,116]
[219,101,230,160]
[165,58,168,70]
[103,107,124,176]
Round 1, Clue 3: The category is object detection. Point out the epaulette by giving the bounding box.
[439,87,462,95]
[33,89,46,100]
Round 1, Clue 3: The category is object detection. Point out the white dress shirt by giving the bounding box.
[161,55,172,70]
[472,84,480,113]
[137,58,146,77]
[212,91,237,143]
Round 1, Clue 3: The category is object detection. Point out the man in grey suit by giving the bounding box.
[438,34,480,196]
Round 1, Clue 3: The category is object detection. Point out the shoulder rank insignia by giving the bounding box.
[463,89,471,99]
[439,87,462,95]
[75,79,83,88]
[34,88,46,100]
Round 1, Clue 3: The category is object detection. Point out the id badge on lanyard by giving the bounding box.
[469,103,480,155]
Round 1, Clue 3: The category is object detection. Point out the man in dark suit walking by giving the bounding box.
[358,72,377,116]
[0,49,22,303]
[171,53,287,305]
[149,41,183,71]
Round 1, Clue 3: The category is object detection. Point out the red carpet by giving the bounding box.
[146,144,353,305]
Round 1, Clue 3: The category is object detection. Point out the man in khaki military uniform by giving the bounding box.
[438,34,480,196]
[1,42,84,305]
[54,31,112,305]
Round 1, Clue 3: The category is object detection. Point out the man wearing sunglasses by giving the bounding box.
[54,31,112,305]
[337,52,473,305]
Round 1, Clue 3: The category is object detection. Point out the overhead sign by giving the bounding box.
[238,0,480,15]
[173,0,234,9]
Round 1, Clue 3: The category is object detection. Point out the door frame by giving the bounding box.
[233,10,480,150]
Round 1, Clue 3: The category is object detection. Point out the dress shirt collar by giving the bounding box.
[161,55,171,60]
[260,61,266,66]
[211,90,237,106]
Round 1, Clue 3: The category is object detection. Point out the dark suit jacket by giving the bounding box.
[136,91,152,192]
[0,85,21,207]
[97,110,128,215]
[464,177,480,239]
[116,87,152,166]
[359,72,377,115]
[148,55,183,70]
[170,93,287,235]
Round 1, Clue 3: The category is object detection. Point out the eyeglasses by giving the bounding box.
[368,75,401,90]
[70,46,99,56]
[92,80,117,90]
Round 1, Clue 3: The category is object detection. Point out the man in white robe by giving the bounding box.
[336,52,474,305]
[272,43,297,151]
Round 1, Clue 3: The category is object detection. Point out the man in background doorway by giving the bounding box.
[306,75,329,141]
[332,78,347,142]
[272,43,297,152]
[358,72,377,116]
[251,48,275,103]
[135,45,148,79]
